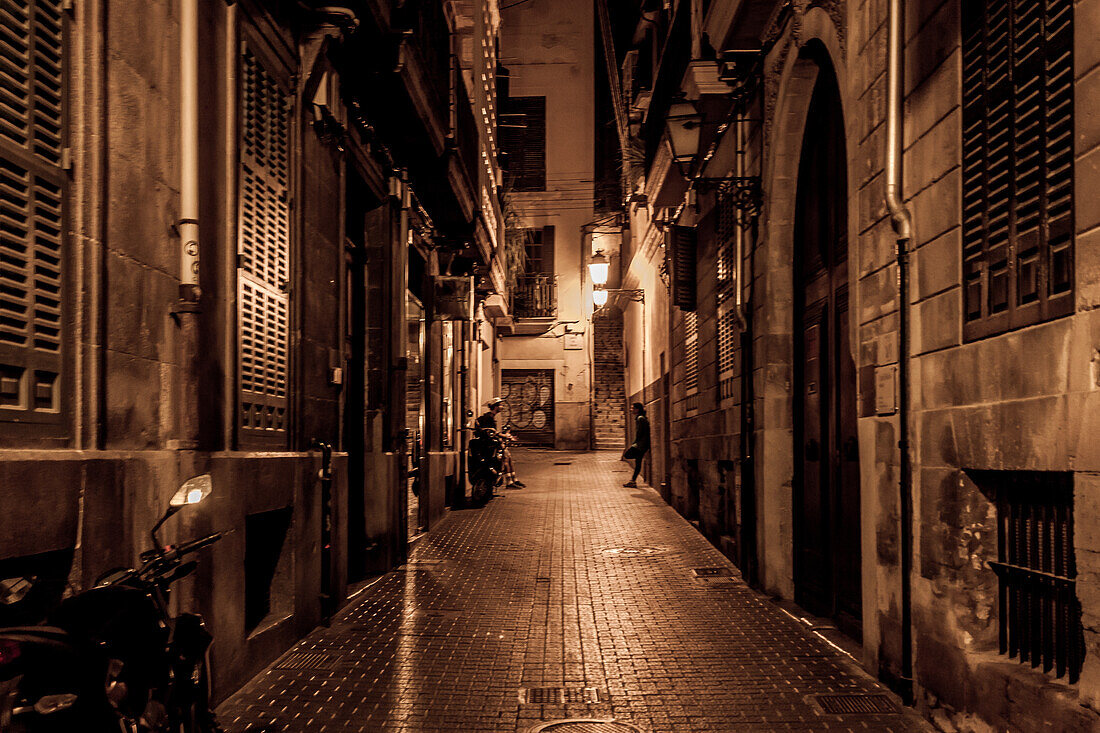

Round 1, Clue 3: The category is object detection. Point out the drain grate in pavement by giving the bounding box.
[520,688,600,704]
[273,652,334,670]
[601,546,667,556]
[813,693,899,714]
[692,567,733,577]
[553,461,573,465]
[527,721,640,733]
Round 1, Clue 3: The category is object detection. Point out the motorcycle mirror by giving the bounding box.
[34,693,77,715]
[0,576,33,606]
[170,474,213,507]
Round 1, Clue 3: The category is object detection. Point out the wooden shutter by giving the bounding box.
[715,181,737,298]
[238,47,291,441]
[499,96,545,191]
[962,0,1074,341]
[668,225,696,311]
[0,0,66,428]
[541,225,555,276]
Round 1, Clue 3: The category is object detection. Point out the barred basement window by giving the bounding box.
[961,0,1074,341]
[683,310,698,412]
[238,46,291,444]
[0,0,67,433]
[987,472,1084,683]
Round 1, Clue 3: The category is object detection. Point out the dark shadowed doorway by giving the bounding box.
[792,50,862,641]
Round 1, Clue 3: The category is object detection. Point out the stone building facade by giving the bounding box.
[0,0,507,700]
[611,0,1100,729]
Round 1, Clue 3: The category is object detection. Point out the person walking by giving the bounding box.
[622,402,650,488]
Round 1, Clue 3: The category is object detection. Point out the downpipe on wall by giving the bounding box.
[884,0,914,703]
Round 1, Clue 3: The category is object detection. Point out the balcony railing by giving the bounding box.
[512,275,557,319]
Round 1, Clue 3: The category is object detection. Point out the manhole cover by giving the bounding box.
[527,721,641,733]
[407,558,446,566]
[602,546,666,556]
[813,693,899,714]
[519,688,601,704]
[273,652,334,670]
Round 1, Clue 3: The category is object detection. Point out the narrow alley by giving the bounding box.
[217,452,930,733]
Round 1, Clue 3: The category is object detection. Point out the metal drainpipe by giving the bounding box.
[733,108,747,328]
[177,0,202,449]
[884,0,914,700]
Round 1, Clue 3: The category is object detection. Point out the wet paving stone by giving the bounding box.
[217,450,932,732]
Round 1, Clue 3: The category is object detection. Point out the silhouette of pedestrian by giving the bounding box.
[622,402,650,487]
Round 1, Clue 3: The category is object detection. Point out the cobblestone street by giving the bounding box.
[217,451,932,732]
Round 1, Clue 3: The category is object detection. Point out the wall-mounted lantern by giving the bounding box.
[592,287,609,308]
[588,250,610,287]
[664,101,703,176]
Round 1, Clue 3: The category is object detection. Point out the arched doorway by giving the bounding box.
[792,51,862,640]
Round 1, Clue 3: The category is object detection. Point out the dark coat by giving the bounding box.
[632,413,650,454]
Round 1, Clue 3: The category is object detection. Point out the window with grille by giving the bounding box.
[668,225,696,311]
[961,0,1073,341]
[986,471,1084,683]
[683,310,698,412]
[499,96,545,191]
[716,182,737,402]
[238,46,291,442]
[0,0,66,432]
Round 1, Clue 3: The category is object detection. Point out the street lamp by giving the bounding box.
[588,250,610,286]
[664,101,702,176]
[592,286,644,309]
[592,287,609,307]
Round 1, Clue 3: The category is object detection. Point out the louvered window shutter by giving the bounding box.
[668,225,696,311]
[238,47,291,442]
[499,96,545,191]
[683,310,698,394]
[0,0,66,428]
[962,0,1074,341]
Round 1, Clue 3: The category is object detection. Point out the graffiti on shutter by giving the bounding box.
[0,0,65,423]
[238,47,291,439]
[668,225,696,311]
[500,369,554,446]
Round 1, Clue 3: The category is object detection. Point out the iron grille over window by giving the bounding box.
[683,310,698,411]
[499,96,545,191]
[961,0,1073,341]
[0,0,66,429]
[238,47,291,442]
[987,471,1084,683]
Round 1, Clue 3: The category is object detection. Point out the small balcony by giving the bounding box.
[511,275,557,319]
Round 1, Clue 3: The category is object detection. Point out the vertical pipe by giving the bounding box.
[223,0,238,449]
[884,0,914,699]
[734,109,746,327]
[180,0,201,297]
[176,0,202,450]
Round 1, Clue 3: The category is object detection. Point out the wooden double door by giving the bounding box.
[792,54,862,640]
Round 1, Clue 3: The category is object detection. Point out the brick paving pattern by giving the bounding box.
[218,451,932,732]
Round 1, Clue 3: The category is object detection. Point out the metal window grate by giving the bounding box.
[961,0,1074,340]
[989,471,1084,682]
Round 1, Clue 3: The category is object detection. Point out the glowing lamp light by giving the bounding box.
[588,250,610,286]
[592,288,609,308]
[186,488,204,505]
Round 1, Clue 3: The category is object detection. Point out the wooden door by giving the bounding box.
[792,53,862,639]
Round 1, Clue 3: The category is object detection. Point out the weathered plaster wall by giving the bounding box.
[498,0,596,450]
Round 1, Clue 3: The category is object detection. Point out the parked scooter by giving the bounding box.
[466,426,504,506]
[0,474,224,732]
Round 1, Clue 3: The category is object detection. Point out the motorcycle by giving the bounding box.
[466,426,505,506]
[0,474,224,732]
